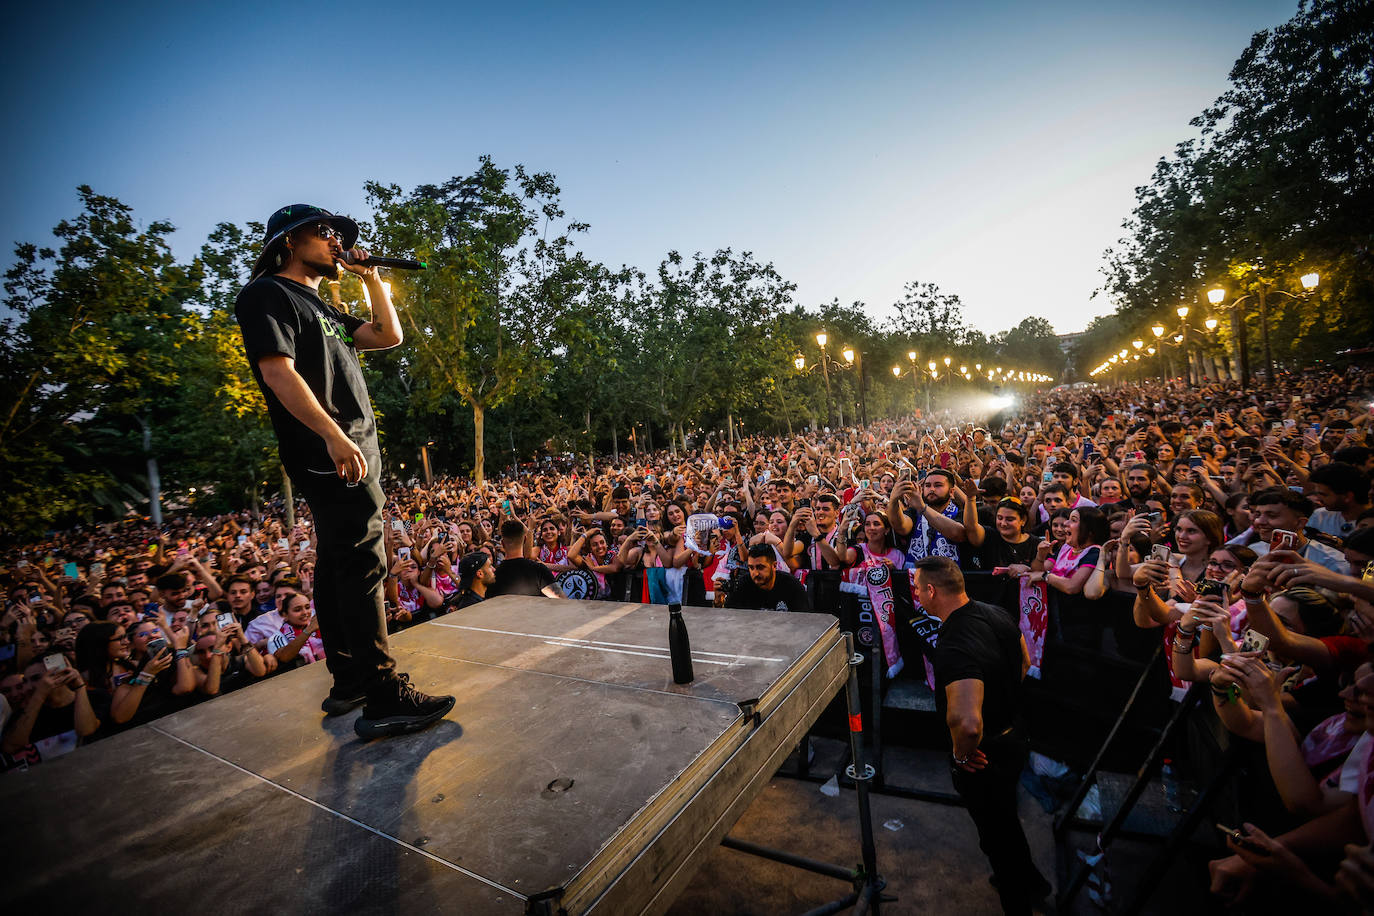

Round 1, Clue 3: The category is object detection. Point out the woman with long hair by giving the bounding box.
[536,517,573,573]
[1171,509,1225,586]
[1037,507,1109,597]
[78,620,177,728]
[833,512,905,583]
[568,528,625,599]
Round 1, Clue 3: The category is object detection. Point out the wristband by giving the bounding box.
[132,674,151,686]
[1239,587,1264,602]
[952,753,971,766]
[173,649,191,661]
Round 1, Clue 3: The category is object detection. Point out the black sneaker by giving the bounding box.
[321,686,367,717]
[353,673,455,739]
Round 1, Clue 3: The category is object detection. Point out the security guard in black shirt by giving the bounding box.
[236,204,453,739]
[912,556,1050,914]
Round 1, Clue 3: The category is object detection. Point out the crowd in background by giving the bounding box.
[5,366,1374,906]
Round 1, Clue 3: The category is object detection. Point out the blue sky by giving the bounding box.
[2,0,1299,333]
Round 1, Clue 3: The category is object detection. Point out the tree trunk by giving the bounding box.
[473,403,486,487]
[611,423,619,462]
[138,416,163,526]
[727,412,735,448]
[249,482,261,522]
[281,465,295,530]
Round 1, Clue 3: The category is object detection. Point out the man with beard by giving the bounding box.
[1124,462,1158,509]
[783,493,844,572]
[235,204,453,739]
[888,469,967,565]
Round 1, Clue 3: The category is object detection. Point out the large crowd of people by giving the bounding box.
[5,366,1374,905]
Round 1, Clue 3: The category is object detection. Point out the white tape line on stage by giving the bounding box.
[431,622,788,665]
[539,639,733,666]
[150,726,521,898]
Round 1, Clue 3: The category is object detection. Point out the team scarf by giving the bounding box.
[900,570,944,690]
[856,564,904,679]
[538,544,569,566]
[904,499,962,566]
[278,619,326,663]
[1018,577,1050,679]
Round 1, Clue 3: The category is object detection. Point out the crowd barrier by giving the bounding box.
[601,563,1261,909]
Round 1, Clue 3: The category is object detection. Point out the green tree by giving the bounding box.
[1,187,201,536]
[365,157,608,486]
[1101,0,1373,373]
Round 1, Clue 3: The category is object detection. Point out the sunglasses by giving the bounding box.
[312,223,344,243]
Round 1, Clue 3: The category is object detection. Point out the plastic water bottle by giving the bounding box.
[1162,758,1184,812]
[668,603,694,684]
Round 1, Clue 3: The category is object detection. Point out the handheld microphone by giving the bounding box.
[339,250,427,270]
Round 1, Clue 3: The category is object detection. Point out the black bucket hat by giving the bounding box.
[250,204,360,279]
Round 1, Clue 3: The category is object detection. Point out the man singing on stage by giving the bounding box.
[235,204,454,739]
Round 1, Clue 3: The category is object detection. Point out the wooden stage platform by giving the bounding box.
[1,598,850,914]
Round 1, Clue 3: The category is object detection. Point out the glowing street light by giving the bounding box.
[1177,305,1190,319]
[793,354,806,371]
[927,360,937,371]
[943,356,952,367]
[1132,339,1143,350]
[1207,288,1226,305]
[1151,325,1165,338]
[891,366,902,377]
[1300,272,1320,290]
[907,350,917,362]
[816,331,828,348]
[842,347,855,364]
[1204,317,1218,331]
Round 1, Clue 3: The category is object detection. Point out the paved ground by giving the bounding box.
[668,737,1213,915]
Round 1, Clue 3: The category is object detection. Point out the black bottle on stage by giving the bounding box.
[668,602,694,684]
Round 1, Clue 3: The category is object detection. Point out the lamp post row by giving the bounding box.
[1089,272,1318,385]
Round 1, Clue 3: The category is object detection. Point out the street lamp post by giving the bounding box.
[1207,272,1317,384]
[842,346,867,427]
[1176,305,1192,385]
[816,332,836,427]
[907,351,922,414]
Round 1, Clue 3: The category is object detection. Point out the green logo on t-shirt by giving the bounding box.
[318,315,352,345]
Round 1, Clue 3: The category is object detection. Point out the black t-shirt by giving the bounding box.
[932,599,1024,736]
[489,558,556,598]
[726,571,812,613]
[968,530,1040,572]
[30,701,77,743]
[452,591,485,610]
[234,276,378,475]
